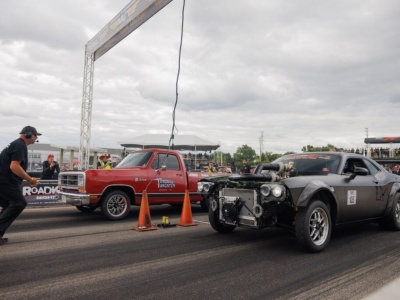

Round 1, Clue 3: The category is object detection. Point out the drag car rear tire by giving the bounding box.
[379,193,400,231]
[76,205,97,213]
[295,200,331,253]
[101,190,131,221]
[208,201,236,233]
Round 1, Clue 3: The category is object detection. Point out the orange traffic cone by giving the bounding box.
[132,190,157,232]
[178,190,197,227]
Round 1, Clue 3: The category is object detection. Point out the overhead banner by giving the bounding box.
[21,180,64,206]
[86,0,173,60]
[364,137,400,144]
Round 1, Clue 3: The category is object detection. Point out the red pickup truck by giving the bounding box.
[58,148,214,220]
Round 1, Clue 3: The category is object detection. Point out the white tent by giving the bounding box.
[119,134,220,152]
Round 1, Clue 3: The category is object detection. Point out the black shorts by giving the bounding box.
[0,182,27,208]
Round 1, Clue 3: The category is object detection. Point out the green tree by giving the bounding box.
[263,152,285,162]
[212,151,233,165]
[301,144,337,152]
[233,144,257,168]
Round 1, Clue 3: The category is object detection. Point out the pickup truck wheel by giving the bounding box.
[76,205,97,213]
[379,193,400,230]
[101,190,131,221]
[208,200,236,233]
[295,200,331,253]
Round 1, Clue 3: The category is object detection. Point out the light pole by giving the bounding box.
[219,141,222,165]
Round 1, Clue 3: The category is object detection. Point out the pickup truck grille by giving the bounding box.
[59,173,84,189]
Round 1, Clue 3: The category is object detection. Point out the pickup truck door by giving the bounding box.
[147,153,187,204]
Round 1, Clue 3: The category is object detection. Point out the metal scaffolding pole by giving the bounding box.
[78,0,173,170]
[79,52,95,170]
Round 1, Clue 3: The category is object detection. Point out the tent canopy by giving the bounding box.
[119,134,220,152]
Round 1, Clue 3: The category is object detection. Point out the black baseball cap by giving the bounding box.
[19,126,42,136]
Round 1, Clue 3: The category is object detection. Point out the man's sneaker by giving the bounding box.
[0,237,8,245]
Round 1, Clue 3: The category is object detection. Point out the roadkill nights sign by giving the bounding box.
[21,181,63,206]
[156,178,176,189]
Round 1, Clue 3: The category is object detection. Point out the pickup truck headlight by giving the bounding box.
[197,182,214,193]
[78,175,84,187]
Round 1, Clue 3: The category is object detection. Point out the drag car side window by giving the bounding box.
[363,159,380,176]
[347,159,373,175]
[151,154,180,170]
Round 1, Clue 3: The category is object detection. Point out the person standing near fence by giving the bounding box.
[41,154,60,179]
[0,126,41,245]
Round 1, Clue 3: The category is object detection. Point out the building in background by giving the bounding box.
[27,143,124,171]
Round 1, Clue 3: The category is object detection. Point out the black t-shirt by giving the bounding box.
[0,138,28,185]
[241,164,252,174]
[41,160,60,179]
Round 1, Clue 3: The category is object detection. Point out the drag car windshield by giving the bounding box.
[116,151,154,168]
[274,154,341,175]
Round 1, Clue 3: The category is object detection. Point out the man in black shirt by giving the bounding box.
[41,154,60,179]
[240,160,252,174]
[0,126,41,245]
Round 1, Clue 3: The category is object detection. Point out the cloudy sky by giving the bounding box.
[1,0,399,154]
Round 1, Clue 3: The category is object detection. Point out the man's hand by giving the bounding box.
[29,177,39,187]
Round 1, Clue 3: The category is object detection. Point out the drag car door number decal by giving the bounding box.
[347,190,357,205]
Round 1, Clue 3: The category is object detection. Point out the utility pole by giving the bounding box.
[365,127,370,158]
[259,131,264,162]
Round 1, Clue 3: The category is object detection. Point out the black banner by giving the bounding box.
[364,137,400,144]
[21,180,64,206]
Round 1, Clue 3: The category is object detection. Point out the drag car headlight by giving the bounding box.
[260,184,271,197]
[197,182,203,192]
[271,185,283,198]
[197,182,214,193]
[203,182,214,193]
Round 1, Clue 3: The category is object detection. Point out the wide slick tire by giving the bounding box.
[295,200,331,253]
[101,190,131,221]
[208,200,236,233]
[379,193,400,231]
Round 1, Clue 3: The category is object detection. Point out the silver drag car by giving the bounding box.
[198,152,400,252]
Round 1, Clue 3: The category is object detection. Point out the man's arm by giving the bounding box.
[10,161,39,186]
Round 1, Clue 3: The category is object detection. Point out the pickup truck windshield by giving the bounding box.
[116,151,154,168]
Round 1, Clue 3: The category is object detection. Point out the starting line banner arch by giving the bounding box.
[79,0,173,170]
[86,0,173,60]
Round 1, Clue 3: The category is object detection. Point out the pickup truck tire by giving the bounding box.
[379,193,400,230]
[208,201,236,233]
[101,190,131,221]
[295,200,331,253]
[76,205,97,213]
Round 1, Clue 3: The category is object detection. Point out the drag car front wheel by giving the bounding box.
[208,200,236,233]
[200,196,210,212]
[295,200,331,253]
